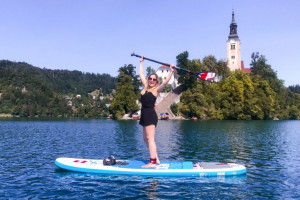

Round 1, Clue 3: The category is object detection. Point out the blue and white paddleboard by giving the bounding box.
[55,158,246,177]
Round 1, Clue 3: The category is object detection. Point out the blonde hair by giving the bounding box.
[141,73,160,95]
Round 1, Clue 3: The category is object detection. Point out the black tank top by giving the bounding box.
[139,91,158,127]
[141,91,156,108]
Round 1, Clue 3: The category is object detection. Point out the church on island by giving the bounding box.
[156,10,250,89]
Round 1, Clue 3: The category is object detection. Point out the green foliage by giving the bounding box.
[162,84,172,93]
[250,52,277,80]
[176,51,189,67]
[170,103,179,116]
[118,64,141,95]
[0,60,117,96]
[203,55,230,79]
[146,66,156,77]
[179,77,219,119]
[178,52,300,120]
[177,57,209,90]
[289,84,300,94]
[218,71,275,119]
[176,51,193,90]
[109,65,140,119]
[0,60,116,118]
[177,53,230,90]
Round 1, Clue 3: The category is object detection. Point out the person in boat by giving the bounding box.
[139,56,174,168]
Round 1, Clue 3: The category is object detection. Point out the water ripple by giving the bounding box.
[1,119,300,199]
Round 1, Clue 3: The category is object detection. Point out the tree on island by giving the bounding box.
[177,51,300,120]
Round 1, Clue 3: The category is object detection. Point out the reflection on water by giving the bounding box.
[113,120,141,159]
[0,119,299,199]
[145,180,158,199]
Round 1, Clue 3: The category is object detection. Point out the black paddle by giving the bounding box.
[131,53,215,81]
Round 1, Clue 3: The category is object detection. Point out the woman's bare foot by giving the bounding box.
[142,163,156,168]
[156,157,160,165]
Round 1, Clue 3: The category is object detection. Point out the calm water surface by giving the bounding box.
[0,119,299,199]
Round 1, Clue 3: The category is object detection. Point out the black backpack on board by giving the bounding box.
[103,155,116,166]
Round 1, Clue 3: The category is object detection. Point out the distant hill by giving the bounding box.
[0,60,117,117]
[0,60,117,95]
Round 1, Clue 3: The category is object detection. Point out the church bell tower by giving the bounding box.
[227,10,241,71]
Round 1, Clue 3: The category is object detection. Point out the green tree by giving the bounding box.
[118,64,141,95]
[179,76,218,119]
[146,66,156,77]
[249,52,300,119]
[177,52,210,91]
[170,103,179,116]
[162,84,172,93]
[250,52,277,80]
[218,71,276,119]
[176,51,193,90]
[109,66,140,119]
[219,72,244,119]
[289,84,300,94]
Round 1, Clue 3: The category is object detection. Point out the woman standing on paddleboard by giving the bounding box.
[139,56,174,168]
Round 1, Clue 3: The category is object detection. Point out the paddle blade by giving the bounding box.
[197,71,215,81]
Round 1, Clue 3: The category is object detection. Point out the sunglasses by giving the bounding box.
[148,77,157,81]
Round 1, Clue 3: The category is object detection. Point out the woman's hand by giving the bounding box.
[140,56,144,62]
[170,64,174,72]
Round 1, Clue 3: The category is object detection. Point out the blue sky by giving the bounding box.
[0,0,299,86]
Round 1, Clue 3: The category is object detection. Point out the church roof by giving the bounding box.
[158,65,169,68]
[241,61,251,73]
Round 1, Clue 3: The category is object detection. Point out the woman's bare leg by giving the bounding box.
[142,125,159,168]
[143,128,160,165]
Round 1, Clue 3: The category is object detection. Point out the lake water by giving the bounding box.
[0,119,299,199]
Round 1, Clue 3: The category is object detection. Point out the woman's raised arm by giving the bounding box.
[139,56,148,87]
[157,65,174,93]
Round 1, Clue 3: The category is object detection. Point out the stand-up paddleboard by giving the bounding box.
[55,158,246,177]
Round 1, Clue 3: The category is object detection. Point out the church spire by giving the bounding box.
[228,10,239,40]
[231,10,236,23]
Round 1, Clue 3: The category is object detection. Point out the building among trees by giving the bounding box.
[156,65,179,89]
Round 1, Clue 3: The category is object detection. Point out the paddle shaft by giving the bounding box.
[131,53,197,75]
[131,53,170,67]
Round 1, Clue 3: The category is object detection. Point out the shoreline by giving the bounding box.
[0,113,13,118]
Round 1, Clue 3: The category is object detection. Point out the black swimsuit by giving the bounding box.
[139,91,158,127]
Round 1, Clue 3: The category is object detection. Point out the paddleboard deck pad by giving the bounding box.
[55,158,246,177]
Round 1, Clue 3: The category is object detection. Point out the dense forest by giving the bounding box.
[109,51,300,120]
[1,52,300,120]
[289,84,300,94]
[0,60,117,118]
[175,52,300,120]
